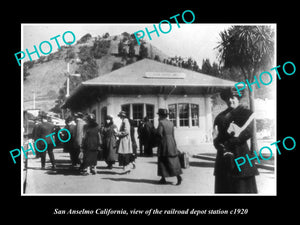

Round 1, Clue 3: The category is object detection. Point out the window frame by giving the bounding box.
[168,103,200,128]
[121,103,155,127]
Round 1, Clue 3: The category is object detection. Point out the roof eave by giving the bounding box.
[82,82,240,87]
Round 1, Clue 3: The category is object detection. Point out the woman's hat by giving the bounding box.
[106,115,114,120]
[220,88,242,101]
[157,108,169,116]
[117,111,127,117]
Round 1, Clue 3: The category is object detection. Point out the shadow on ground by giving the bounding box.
[189,161,215,168]
[102,177,170,185]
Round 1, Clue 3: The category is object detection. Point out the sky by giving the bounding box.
[22,23,276,67]
[22,23,234,66]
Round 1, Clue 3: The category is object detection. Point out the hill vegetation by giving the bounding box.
[23,32,169,112]
[23,30,272,116]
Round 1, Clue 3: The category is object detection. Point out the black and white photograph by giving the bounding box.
[21,23,277,195]
[4,2,300,221]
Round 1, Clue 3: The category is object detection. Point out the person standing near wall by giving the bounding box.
[63,116,79,167]
[35,111,56,169]
[137,120,145,156]
[32,117,42,158]
[142,116,154,157]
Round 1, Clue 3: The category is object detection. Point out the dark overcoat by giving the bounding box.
[63,123,77,150]
[82,122,101,166]
[213,107,234,193]
[225,105,259,178]
[157,118,178,157]
[213,105,259,193]
[157,118,182,177]
[102,124,118,162]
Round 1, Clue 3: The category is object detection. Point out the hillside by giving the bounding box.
[23,32,169,112]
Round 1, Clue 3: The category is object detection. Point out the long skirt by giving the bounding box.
[118,153,134,167]
[83,150,98,168]
[214,173,233,193]
[158,155,182,177]
[232,176,258,193]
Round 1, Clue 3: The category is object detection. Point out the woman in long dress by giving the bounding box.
[102,115,118,169]
[213,88,259,193]
[116,111,134,173]
[156,108,182,185]
[81,113,102,175]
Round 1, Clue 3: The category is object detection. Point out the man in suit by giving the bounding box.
[142,117,154,157]
[35,111,56,169]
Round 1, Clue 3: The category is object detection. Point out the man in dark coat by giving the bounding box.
[31,117,42,158]
[64,116,79,167]
[213,88,259,193]
[35,111,56,169]
[142,117,154,157]
[137,120,144,156]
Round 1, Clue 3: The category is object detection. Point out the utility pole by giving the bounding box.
[32,90,36,109]
[65,61,80,97]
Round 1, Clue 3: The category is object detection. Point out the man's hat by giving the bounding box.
[157,108,169,117]
[117,111,127,118]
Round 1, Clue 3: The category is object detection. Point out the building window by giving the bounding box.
[178,103,189,127]
[132,104,144,126]
[146,104,154,124]
[191,104,199,126]
[168,103,199,128]
[168,104,177,127]
[121,103,154,127]
[121,104,130,118]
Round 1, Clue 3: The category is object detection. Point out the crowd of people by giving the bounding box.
[30,87,259,192]
[31,108,183,185]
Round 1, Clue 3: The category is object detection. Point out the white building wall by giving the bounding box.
[89,94,213,146]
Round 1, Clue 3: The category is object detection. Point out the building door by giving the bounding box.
[100,106,107,126]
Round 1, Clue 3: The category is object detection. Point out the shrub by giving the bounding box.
[92,39,111,59]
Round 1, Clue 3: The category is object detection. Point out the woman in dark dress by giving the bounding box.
[81,113,102,175]
[213,88,259,193]
[156,108,182,185]
[102,115,118,169]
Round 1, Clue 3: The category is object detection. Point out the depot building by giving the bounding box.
[64,58,237,146]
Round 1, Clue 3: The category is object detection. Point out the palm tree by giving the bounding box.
[216,25,275,151]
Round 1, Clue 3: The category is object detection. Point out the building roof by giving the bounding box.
[64,59,240,110]
[83,58,237,87]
